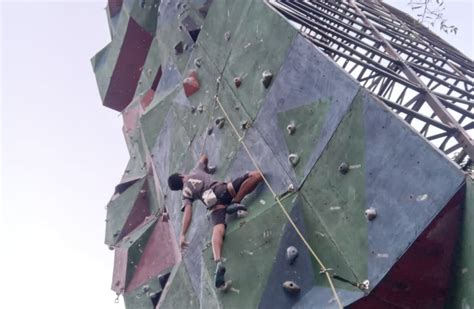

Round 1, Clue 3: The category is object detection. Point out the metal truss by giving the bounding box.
[268,0,474,164]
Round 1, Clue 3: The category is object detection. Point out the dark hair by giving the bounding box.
[168,173,183,191]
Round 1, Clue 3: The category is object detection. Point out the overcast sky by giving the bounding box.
[0,1,472,309]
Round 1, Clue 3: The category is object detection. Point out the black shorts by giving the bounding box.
[210,172,249,226]
[213,172,249,206]
[210,208,226,226]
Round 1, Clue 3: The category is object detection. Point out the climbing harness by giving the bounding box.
[212,94,344,309]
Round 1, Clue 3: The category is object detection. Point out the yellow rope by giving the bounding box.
[214,95,344,309]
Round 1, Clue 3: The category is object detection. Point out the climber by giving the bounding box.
[167,155,263,290]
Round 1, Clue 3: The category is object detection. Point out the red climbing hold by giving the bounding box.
[183,70,200,97]
[140,88,155,109]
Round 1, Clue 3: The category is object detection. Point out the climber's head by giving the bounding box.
[168,173,184,191]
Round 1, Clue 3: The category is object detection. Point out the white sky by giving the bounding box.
[0,1,472,309]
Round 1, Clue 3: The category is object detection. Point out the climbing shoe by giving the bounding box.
[218,280,233,293]
[214,261,226,288]
[226,203,247,214]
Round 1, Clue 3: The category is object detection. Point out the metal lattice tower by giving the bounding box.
[269,0,474,164]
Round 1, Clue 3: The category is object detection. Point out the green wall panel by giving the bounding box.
[199,259,222,309]
[134,38,161,97]
[124,276,163,309]
[202,195,296,308]
[140,90,176,151]
[121,143,147,182]
[277,99,330,182]
[298,194,361,291]
[301,94,367,283]
[123,220,157,288]
[106,178,147,245]
[159,262,200,309]
[155,2,194,76]
[125,0,160,34]
[197,0,253,72]
[91,9,133,100]
[222,0,297,120]
[146,174,163,215]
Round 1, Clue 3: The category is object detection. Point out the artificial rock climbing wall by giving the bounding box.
[93,0,473,308]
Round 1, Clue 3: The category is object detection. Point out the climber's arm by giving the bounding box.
[180,200,193,250]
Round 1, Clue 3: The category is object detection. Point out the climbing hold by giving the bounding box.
[288,154,299,167]
[263,230,272,243]
[358,280,370,290]
[365,208,377,221]
[174,41,184,54]
[282,281,301,294]
[191,106,196,114]
[286,246,299,265]
[183,70,200,97]
[261,70,273,88]
[240,120,251,130]
[197,103,204,113]
[233,77,241,88]
[207,127,213,135]
[142,285,150,293]
[339,162,349,174]
[108,246,114,251]
[287,183,295,192]
[215,117,225,129]
[194,57,202,68]
[224,31,231,41]
[287,123,296,135]
[237,209,248,218]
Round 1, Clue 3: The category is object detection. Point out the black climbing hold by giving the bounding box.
[215,117,225,129]
[234,76,241,88]
[174,41,184,54]
[108,245,114,251]
[365,208,377,221]
[286,246,299,265]
[339,162,349,174]
[159,272,171,288]
[241,120,251,130]
[282,281,301,294]
[261,70,273,88]
[287,123,296,135]
[191,106,196,114]
[207,127,213,135]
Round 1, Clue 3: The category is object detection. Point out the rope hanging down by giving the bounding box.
[210,94,344,309]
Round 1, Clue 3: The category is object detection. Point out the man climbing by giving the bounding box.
[167,155,263,291]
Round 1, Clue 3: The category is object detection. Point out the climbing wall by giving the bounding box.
[92,0,471,308]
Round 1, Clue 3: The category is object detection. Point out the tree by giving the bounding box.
[409,0,458,34]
